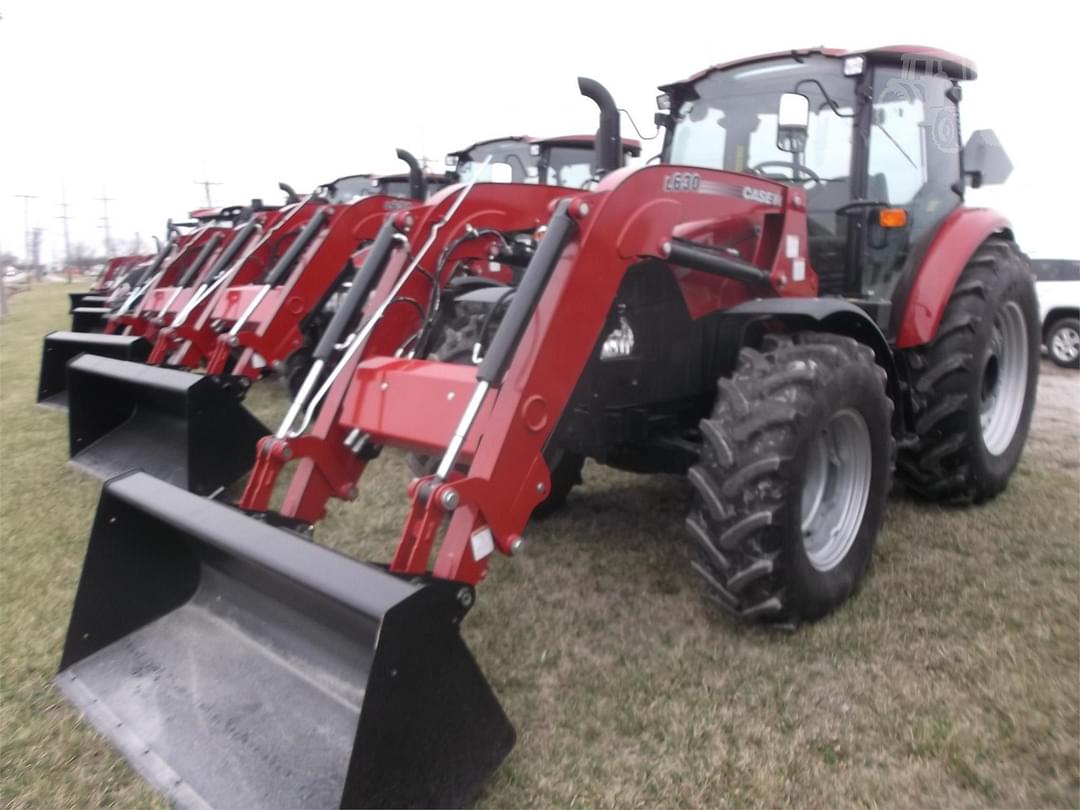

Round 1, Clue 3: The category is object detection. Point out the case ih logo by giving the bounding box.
[663,172,782,206]
[741,186,782,206]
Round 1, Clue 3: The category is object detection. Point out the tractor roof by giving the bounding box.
[660,45,977,93]
[448,134,642,160]
[375,171,451,185]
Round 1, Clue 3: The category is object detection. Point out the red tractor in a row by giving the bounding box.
[56,47,1036,808]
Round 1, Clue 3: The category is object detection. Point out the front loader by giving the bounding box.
[54,152,434,493]
[68,253,153,332]
[56,123,637,494]
[38,210,249,408]
[58,49,1037,807]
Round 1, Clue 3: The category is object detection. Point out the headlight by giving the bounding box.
[600,315,635,360]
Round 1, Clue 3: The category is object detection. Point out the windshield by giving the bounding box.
[455,139,535,183]
[666,55,856,240]
[541,145,597,188]
[324,175,380,204]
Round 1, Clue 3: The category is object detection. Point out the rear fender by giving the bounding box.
[893,207,1013,348]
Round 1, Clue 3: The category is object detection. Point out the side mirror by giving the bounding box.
[963,129,1013,187]
[777,92,810,153]
[490,162,514,184]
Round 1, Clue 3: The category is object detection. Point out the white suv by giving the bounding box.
[1033,259,1080,369]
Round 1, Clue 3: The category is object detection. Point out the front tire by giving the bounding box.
[1047,317,1080,369]
[899,238,1039,502]
[686,333,893,625]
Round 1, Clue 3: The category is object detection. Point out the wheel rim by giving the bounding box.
[801,408,873,572]
[979,301,1029,455]
[1051,325,1080,363]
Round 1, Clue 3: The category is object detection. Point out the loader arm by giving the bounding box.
[238,183,572,523]
[147,205,295,367]
[342,165,811,584]
[107,224,231,340]
[216,195,420,379]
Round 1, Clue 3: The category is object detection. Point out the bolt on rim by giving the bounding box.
[979,301,1029,456]
[801,408,873,572]
[1051,326,1080,363]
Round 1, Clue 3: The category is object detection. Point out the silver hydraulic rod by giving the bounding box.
[281,162,490,439]
[228,283,273,336]
[275,359,326,439]
[172,225,264,327]
[228,199,323,335]
[114,270,164,317]
[156,284,189,321]
[434,380,490,480]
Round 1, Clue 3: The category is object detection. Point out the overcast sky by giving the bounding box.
[1,0,1074,263]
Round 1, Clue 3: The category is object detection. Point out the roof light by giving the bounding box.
[529,143,541,156]
[656,93,671,111]
[843,56,865,76]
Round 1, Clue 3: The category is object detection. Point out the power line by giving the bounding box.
[96,186,116,257]
[194,178,222,207]
[56,183,72,266]
[13,193,38,282]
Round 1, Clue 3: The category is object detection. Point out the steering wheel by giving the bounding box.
[748,161,823,187]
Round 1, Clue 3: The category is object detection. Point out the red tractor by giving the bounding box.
[50,124,640,494]
[67,253,154,331]
[56,49,1037,808]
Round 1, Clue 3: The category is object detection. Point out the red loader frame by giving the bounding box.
[142,204,297,366]
[231,177,615,523]
[237,167,807,583]
[103,220,236,341]
[191,194,419,377]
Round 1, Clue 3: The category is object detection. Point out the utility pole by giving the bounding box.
[58,184,73,283]
[96,186,116,258]
[30,228,43,283]
[14,193,38,284]
[194,178,222,207]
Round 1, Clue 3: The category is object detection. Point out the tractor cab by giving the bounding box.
[446,134,641,188]
[659,46,1009,322]
[321,171,450,204]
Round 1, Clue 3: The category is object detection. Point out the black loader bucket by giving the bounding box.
[71,306,111,332]
[67,355,269,494]
[69,292,107,311]
[37,331,151,410]
[56,472,514,809]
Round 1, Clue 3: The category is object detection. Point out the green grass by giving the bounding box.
[2,283,1079,808]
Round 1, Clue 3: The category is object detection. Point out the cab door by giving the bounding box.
[857,63,963,304]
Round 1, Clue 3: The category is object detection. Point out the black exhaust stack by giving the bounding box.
[279,181,300,204]
[578,77,622,176]
[66,355,268,494]
[396,148,428,200]
[57,472,514,808]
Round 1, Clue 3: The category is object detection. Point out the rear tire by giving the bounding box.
[1046,317,1080,369]
[899,238,1039,502]
[686,333,893,625]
